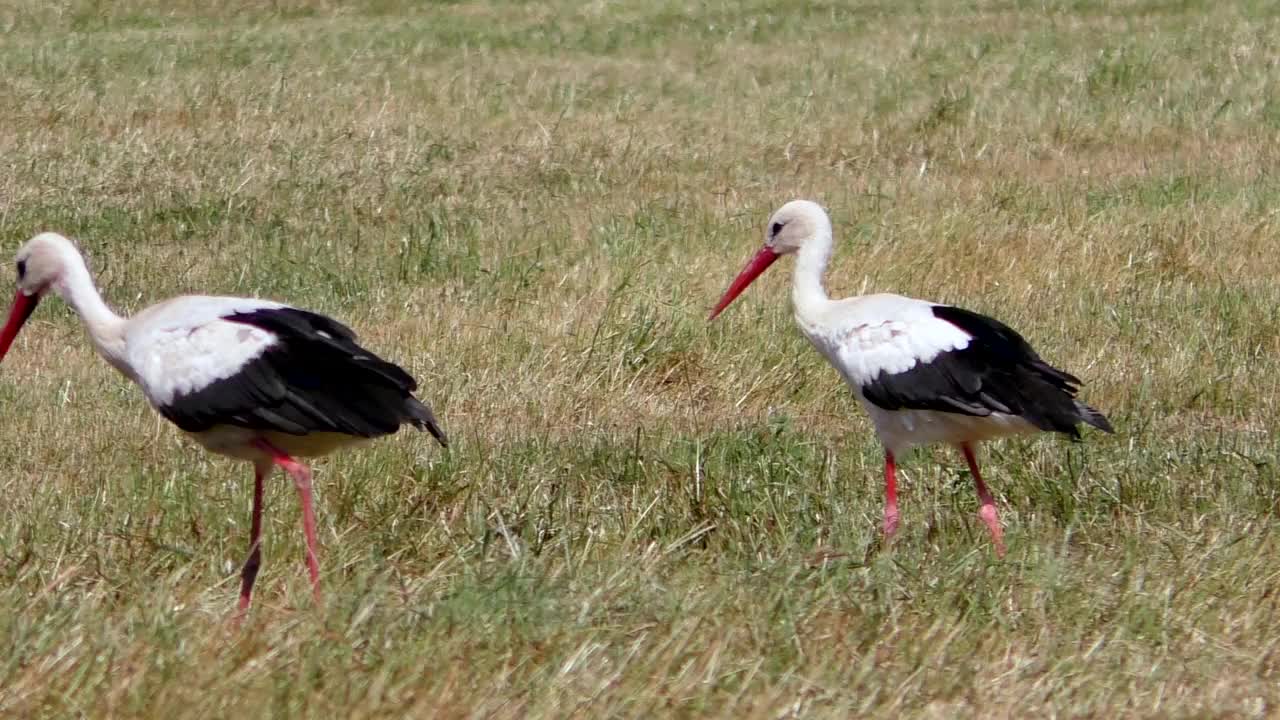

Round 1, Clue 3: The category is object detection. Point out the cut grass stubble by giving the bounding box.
[1,0,1280,718]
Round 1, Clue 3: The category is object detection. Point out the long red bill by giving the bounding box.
[0,290,40,361]
[709,246,779,320]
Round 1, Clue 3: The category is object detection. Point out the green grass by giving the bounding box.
[1,0,1279,716]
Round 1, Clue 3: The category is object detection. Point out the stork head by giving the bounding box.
[709,200,832,320]
[762,199,831,255]
[0,232,78,360]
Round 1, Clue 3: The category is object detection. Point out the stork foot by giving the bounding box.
[978,503,1005,558]
[882,505,900,538]
[961,443,1006,558]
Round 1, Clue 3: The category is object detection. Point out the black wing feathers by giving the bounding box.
[161,308,448,447]
[859,305,1112,437]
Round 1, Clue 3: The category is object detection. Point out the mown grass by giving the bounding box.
[1,0,1279,717]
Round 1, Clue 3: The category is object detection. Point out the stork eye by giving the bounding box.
[770,221,784,236]
[15,260,25,280]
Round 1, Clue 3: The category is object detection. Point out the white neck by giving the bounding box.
[791,226,834,323]
[53,253,130,375]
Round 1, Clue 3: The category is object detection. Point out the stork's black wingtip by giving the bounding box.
[430,425,450,449]
[1075,401,1115,435]
[406,397,448,448]
[419,416,449,449]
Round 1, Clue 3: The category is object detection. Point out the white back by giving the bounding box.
[125,296,290,406]
[797,293,972,389]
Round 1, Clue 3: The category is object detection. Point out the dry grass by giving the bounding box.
[1,0,1279,717]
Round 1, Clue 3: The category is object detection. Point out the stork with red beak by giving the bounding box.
[710,201,1112,555]
[0,232,448,611]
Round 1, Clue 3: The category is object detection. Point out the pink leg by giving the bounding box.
[961,443,1005,557]
[236,459,271,615]
[252,439,323,605]
[883,450,900,538]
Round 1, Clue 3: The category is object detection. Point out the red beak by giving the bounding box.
[0,290,40,361]
[709,246,780,320]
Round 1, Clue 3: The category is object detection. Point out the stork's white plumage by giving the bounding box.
[0,233,447,612]
[710,201,1112,556]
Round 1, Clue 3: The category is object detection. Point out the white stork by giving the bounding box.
[710,200,1112,556]
[0,232,447,611]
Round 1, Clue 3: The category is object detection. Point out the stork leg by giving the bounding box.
[960,443,1005,557]
[252,439,323,605]
[883,450,900,538]
[236,459,271,615]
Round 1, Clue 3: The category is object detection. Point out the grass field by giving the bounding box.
[1,0,1279,716]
